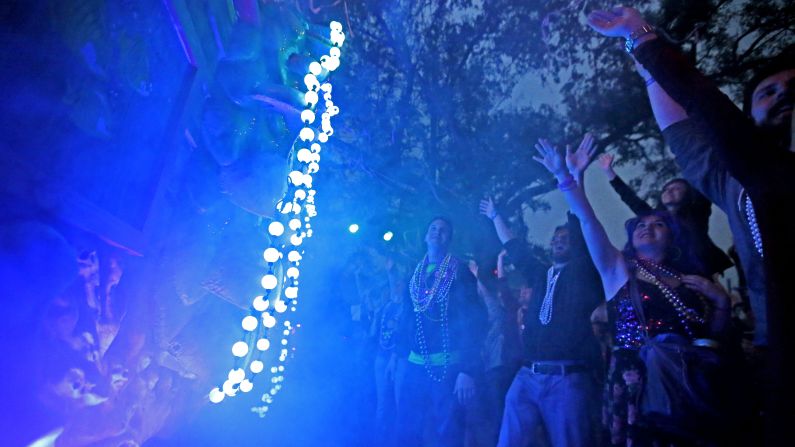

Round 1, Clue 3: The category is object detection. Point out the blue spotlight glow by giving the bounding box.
[348,224,359,233]
[383,231,394,241]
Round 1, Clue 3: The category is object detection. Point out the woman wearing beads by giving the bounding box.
[534,134,732,446]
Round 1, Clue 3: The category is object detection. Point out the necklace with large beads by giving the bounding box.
[635,260,705,338]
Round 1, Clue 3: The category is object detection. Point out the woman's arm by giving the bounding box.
[534,136,629,298]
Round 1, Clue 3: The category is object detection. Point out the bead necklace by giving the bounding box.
[378,301,402,351]
[409,254,456,312]
[738,190,764,258]
[538,266,562,325]
[409,254,458,382]
[635,260,704,337]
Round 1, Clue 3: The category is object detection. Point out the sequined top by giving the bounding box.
[609,279,707,349]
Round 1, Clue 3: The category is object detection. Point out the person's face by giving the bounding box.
[550,228,571,262]
[660,181,687,208]
[751,68,795,128]
[632,215,672,252]
[425,219,452,251]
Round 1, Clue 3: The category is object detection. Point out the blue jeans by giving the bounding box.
[497,366,596,447]
[395,361,465,447]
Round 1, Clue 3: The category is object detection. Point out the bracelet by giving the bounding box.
[625,23,655,54]
[645,77,655,87]
[557,175,577,191]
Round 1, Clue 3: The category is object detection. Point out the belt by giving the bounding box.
[525,362,588,375]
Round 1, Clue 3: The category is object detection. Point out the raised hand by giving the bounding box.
[597,153,618,180]
[587,6,648,39]
[479,196,497,220]
[533,138,568,179]
[566,132,597,178]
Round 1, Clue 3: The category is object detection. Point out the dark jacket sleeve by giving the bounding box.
[456,264,487,377]
[609,174,654,215]
[634,38,795,192]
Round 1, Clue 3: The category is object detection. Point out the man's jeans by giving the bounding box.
[497,366,596,447]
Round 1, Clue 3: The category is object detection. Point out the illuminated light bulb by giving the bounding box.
[240,379,254,393]
[274,300,288,313]
[348,224,359,233]
[281,339,288,346]
[270,366,278,373]
[302,174,313,188]
[292,203,302,214]
[278,365,285,372]
[263,313,277,328]
[268,221,284,236]
[283,329,290,336]
[320,83,332,93]
[250,360,264,373]
[289,218,301,230]
[222,380,237,396]
[304,90,318,107]
[317,132,328,143]
[284,320,292,327]
[253,295,269,311]
[330,32,345,47]
[291,306,297,312]
[307,162,319,174]
[297,148,312,162]
[329,47,341,58]
[383,231,394,241]
[309,61,322,76]
[308,189,316,196]
[263,247,280,263]
[209,387,225,403]
[330,21,342,32]
[232,341,249,357]
[228,368,246,383]
[294,189,307,200]
[284,287,298,299]
[280,202,293,214]
[327,105,340,116]
[301,109,315,124]
[261,274,278,290]
[304,74,320,91]
[290,234,303,246]
[287,250,302,262]
[242,316,258,331]
[286,267,299,278]
[289,170,304,185]
[256,338,270,351]
[310,143,321,152]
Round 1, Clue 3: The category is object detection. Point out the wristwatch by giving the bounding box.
[625,24,655,54]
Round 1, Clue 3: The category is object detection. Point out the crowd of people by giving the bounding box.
[361,6,794,447]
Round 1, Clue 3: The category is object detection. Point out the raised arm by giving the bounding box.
[534,136,629,298]
[479,196,514,244]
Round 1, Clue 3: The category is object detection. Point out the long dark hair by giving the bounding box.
[622,210,705,275]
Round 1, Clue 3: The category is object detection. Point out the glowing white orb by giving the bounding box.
[268,221,284,237]
[320,83,332,93]
[274,300,288,313]
[283,329,290,336]
[222,379,237,396]
[261,274,278,290]
[317,132,328,143]
[286,267,300,278]
[297,148,312,162]
[290,234,303,246]
[280,202,293,214]
[209,387,225,403]
[263,247,280,263]
[242,316,258,331]
[239,379,254,393]
[304,74,320,91]
[228,368,246,383]
[301,109,315,124]
[294,189,307,200]
[253,295,269,311]
[281,339,288,346]
[304,90,318,107]
[289,218,301,230]
[330,47,341,58]
[284,287,299,299]
[307,162,319,174]
[288,250,302,262]
[383,231,394,241]
[289,170,304,185]
[250,360,264,373]
[256,338,271,351]
[348,224,359,233]
[330,21,342,32]
[232,341,249,357]
[263,314,277,328]
[308,62,322,76]
[310,143,321,152]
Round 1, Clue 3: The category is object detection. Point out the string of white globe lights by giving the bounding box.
[208,21,345,417]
